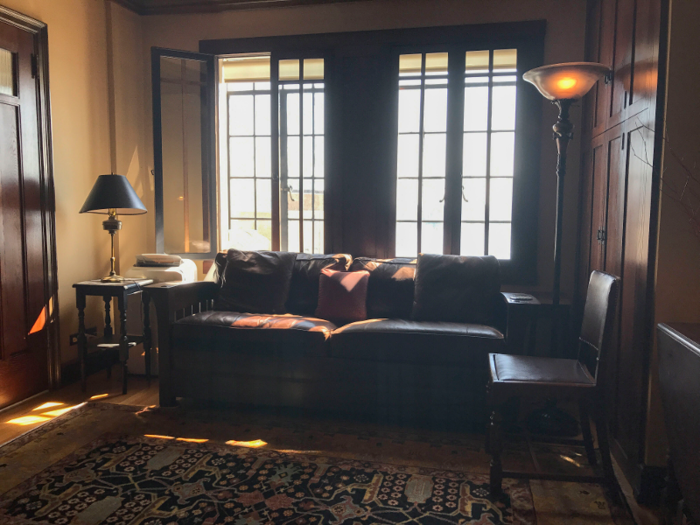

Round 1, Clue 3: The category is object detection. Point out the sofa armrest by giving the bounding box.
[145,281,219,406]
[499,292,540,354]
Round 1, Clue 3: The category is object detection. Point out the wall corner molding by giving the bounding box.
[109,0,365,16]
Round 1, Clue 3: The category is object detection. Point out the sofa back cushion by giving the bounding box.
[412,254,500,324]
[286,253,352,315]
[215,249,297,314]
[349,257,416,319]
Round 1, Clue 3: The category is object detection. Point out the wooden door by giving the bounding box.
[0,17,53,408]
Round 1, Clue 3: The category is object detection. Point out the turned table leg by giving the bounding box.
[118,294,129,395]
[77,291,87,392]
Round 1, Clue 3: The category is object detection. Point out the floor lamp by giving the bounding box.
[523,62,611,435]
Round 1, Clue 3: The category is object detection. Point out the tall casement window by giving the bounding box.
[395,48,519,259]
[218,55,326,254]
[153,22,543,281]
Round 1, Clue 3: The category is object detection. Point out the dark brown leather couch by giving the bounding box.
[148,252,529,429]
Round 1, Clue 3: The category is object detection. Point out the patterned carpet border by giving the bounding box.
[0,404,536,525]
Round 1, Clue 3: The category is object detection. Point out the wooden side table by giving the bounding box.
[73,279,153,394]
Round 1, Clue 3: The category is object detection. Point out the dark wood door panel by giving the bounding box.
[610,0,637,122]
[0,18,50,408]
[611,122,654,466]
[590,0,617,137]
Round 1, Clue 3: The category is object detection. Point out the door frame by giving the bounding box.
[0,6,60,390]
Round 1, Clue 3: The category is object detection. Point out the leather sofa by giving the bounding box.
[148,252,531,429]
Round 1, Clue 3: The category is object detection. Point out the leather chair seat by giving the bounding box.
[331,319,504,366]
[173,311,336,357]
[488,353,596,403]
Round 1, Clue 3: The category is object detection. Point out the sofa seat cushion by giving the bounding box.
[330,319,504,366]
[173,311,336,357]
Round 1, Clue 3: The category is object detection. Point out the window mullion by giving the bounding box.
[299,62,305,252]
[484,50,495,256]
[416,54,426,253]
[271,57,281,250]
[279,90,289,251]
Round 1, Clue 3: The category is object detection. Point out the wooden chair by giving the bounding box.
[486,270,620,496]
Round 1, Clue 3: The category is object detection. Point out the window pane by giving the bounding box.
[286,92,300,135]
[256,179,272,217]
[423,88,448,132]
[286,220,300,252]
[0,48,14,96]
[398,89,421,133]
[461,178,486,221]
[491,85,517,131]
[255,94,271,135]
[488,223,511,259]
[255,137,271,178]
[422,133,446,179]
[465,50,490,74]
[286,178,300,219]
[230,179,255,218]
[399,54,422,76]
[279,59,300,80]
[397,134,419,179]
[229,95,254,136]
[286,136,300,179]
[222,56,270,83]
[303,92,313,135]
[464,86,489,131]
[460,222,485,256]
[421,222,444,254]
[396,222,417,257]
[230,137,255,178]
[397,179,418,221]
[303,58,324,80]
[422,178,445,221]
[314,93,325,134]
[314,136,325,179]
[490,178,513,221]
[314,180,325,220]
[229,219,271,250]
[314,220,324,253]
[303,136,313,178]
[490,132,515,176]
[493,49,517,72]
[463,133,487,176]
[303,220,312,253]
[425,52,448,75]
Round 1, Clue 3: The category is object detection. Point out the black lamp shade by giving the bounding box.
[80,174,147,215]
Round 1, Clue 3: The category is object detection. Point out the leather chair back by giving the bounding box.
[577,271,620,384]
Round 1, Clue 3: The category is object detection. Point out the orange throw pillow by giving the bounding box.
[315,268,369,324]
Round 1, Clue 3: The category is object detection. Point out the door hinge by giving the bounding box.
[597,228,607,243]
[31,54,38,79]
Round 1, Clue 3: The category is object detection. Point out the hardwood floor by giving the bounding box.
[0,367,158,446]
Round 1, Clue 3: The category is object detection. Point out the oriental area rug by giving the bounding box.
[0,403,634,525]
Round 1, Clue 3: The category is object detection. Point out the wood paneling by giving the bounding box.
[577,0,664,499]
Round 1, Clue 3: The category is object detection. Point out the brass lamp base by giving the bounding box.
[101,273,125,283]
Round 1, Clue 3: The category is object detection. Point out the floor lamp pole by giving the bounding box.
[550,99,574,353]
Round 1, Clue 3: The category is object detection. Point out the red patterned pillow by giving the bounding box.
[315,268,369,324]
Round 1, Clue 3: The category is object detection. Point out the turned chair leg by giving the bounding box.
[579,399,597,466]
[489,407,504,497]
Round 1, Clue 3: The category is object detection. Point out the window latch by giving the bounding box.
[282,185,295,201]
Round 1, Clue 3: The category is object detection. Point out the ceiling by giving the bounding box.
[112,0,364,15]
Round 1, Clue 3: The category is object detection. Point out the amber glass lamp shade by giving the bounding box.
[523,62,611,101]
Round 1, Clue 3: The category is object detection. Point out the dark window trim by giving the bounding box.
[198,21,544,284]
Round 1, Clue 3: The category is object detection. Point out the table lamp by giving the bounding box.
[523,62,611,436]
[80,174,147,282]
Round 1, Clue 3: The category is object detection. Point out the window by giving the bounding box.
[154,23,543,281]
[395,48,519,259]
[218,55,326,253]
